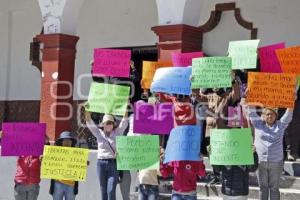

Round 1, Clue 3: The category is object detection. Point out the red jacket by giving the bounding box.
[157,93,196,126]
[14,156,41,185]
[160,161,205,193]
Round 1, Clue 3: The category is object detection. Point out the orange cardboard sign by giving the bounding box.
[141,61,173,89]
[246,72,296,108]
[276,46,300,74]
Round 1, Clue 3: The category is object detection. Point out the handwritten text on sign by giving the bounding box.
[276,46,300,74]
[246,72,296,108]
[86,82,130,116]
[41,146,89,181]
[116,135,159,170]
[133,102,174,135]
[1,123,46,156]
[164,126,201,163]
[192,57,232,89]
[171,52,204,67]
[93,48,131,78]
[210,128,253,165]
[258,42,285,73]
[228,39,260,69]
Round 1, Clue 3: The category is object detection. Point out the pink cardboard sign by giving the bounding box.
[93,48,131,78]
[228,106,244,128]
[171,52,204,67]
[259,42,285,73]
[1,123,46,156]
[133,102,174,135]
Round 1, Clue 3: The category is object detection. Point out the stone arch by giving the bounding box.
[156,0,203,26]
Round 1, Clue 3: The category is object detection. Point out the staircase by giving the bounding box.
[131,157,300,200]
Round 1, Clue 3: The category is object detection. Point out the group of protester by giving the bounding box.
[0,55,299,200]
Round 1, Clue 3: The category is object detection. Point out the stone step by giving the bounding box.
[204,168,300,189]
[203,157,300,177]
[130,192,258,200]
[159,180,300,200]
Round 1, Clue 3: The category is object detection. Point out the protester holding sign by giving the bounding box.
[85,108,129,200]
[193,73,241,184]
[247,100,294,200]
[49,131,78,200]
[160,156,206,200]
[14,156,41,200]
[214,153,258,200]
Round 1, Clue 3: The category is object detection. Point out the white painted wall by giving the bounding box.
[1,0,300,100]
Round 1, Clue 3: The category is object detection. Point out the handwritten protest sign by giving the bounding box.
[228,39,260,69]
[276,46,300,74]
[171,52,204,67]
[210,128,253,165]
[150,67,192,95]
[93,48,131,78]
[41,146,89,181]
[228,106,244,128]
[1,123,46,156]
[192,57,232,89]
[164,126,201,163]
[133,102,174,135]
[116,135,159,170]
[259,42,285,73]
[86,82,130,116]
[246,72,296,108]
[141,61,173,89]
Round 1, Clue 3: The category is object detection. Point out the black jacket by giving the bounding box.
[215,152,258,196]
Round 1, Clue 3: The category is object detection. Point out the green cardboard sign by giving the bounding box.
[210,128,254,165]
[192,57,232,89]
[116,135,159,170]
[228,39,260,69]
[86,82,130,116]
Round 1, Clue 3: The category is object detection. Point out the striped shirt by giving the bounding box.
[248,108,293,162]
[86,118,129,159]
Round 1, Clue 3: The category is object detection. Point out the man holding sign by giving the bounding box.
[210,128,257,200]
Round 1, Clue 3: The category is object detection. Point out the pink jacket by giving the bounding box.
[160,161,206,193]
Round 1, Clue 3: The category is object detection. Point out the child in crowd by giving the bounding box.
[49,131,78,200]
[138,163,161,200]
[85,109,129,200]
[247,106,294,200]
[14,156,41,200]
[14,135,49,200]
[160,154,206,200]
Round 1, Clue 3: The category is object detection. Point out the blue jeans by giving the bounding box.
[138,184,159,200]
[171,192,197,200]
[97,159,119,200]
[52,181,75,200]
[257,161,283,200]
[120,170,131,200]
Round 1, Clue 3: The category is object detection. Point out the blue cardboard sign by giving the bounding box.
[150,67,192,95]
[164,125,201,163]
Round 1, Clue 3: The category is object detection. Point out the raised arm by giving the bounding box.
[279,108,294,130]
[192,89,208,103]
[229,79,241,103]
[247,106,263,129]
[85,110,103,141]
[116,108,129,136]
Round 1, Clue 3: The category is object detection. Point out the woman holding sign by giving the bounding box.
[85,109,129,200]
[247,106,294,200]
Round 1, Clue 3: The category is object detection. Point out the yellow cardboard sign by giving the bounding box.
[41,146,89,181]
